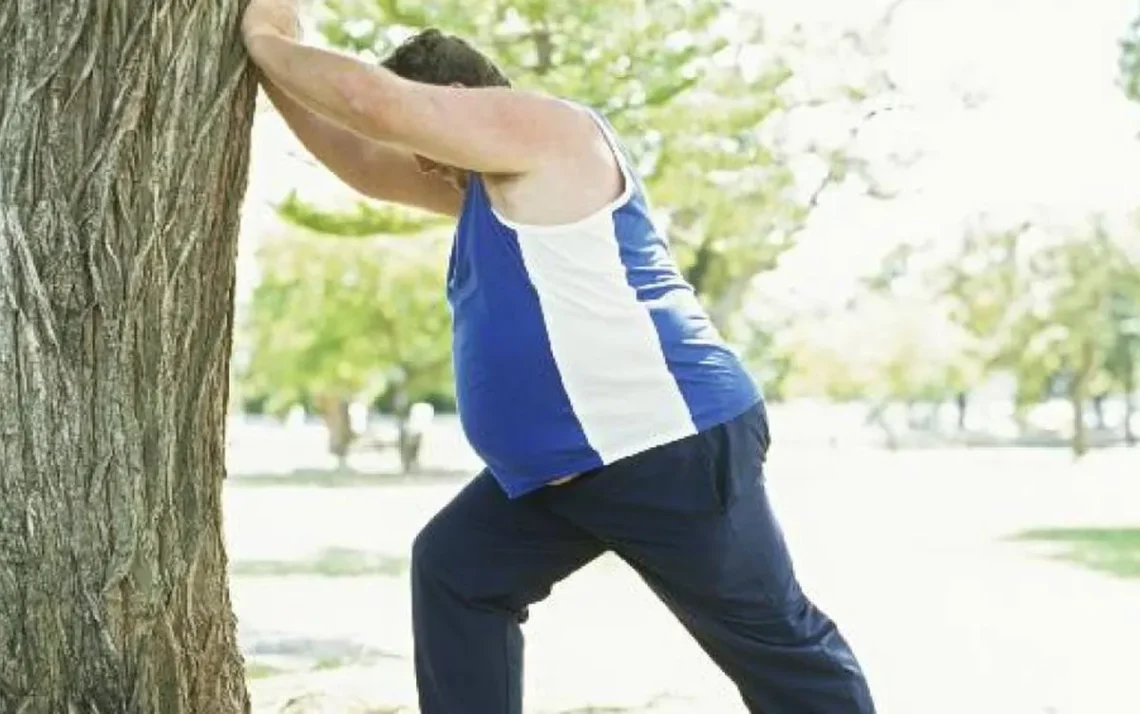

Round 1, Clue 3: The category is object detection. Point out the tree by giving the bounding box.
[935,216,1140,453]
[781,293,970,445]
[1105,287,1140,446]
[239,218,453,470]
[1,4,254,713]
[1118,11,1140,445]
[1001,224,1136,455]
[1119,11,1140,103]
[938,223,1032,428]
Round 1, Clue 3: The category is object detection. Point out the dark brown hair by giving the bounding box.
[381,29,511,88]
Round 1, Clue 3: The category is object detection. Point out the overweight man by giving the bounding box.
[241,3,877,712]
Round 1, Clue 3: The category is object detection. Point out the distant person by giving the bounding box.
[242,3,876,712]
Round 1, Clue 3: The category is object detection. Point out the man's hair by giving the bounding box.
[381,29,511,88]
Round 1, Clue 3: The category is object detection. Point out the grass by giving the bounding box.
[227,469,468,489]
[1011,527,1140,579]
[244,653,397,685]
[231,547,410,578]
[245,661,288,680]
[312,656,350,671]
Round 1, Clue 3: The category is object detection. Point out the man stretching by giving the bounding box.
[241,3,876,712]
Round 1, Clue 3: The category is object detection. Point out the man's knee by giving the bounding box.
[411,514,454,586]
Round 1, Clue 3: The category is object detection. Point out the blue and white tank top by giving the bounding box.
[447,103,762,498]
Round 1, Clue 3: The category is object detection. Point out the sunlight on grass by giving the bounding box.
[1011,527,1140,579]
[245,661,287,680]
[231,547,410,578]
[227,469,468,488]
[312,656,349,671]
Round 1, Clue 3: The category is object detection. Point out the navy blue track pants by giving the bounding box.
[411,406,876,713]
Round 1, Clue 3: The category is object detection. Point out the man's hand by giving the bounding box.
[241,0,302,42]
[241,4,593,176]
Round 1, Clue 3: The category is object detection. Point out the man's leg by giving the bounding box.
[411,470,604,714]
[547,408,875,713]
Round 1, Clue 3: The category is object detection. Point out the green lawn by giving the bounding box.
[245,661,287,680]
[227,469,468,488]
[231,546,409,578]
[1012,527,1140,579]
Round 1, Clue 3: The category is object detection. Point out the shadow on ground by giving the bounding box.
[244,634,404,662]
[242,630,406,685]
[1010,526,1140,579]
[548,693,690,714]
[228,469,471,488]
[231,547,411,578]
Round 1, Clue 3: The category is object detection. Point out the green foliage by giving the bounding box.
[238,231,453,414]
[1005,225,1138,411]
[933,218,1140,451]
[793,215,1140,436]
[780,296,972,404]
[1120,13,1140,102]
[277,191,447,236]
[318,0,732,131]
[939,224,1031,387]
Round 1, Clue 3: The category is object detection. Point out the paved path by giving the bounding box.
[226,446,1140,713]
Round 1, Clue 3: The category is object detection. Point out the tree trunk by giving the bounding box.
[397,416,422,474]
[392,383,411,473]
[0,3,255,713]
[1125,368,1137,447]
[1071,344,1095,458]
[318,394,354,469]
[955,391,968,431]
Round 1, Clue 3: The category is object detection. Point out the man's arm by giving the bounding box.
[241,1,596,175]
[260,77,462,216]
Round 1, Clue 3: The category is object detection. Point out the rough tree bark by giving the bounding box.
[1,1,256,712]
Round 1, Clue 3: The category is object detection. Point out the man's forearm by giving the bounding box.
[244,31,399,146]
[258,74,385,197]
[239,0,461,215]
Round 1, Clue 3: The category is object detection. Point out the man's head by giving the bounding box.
[382,29,511,188]
[382,28,511,88]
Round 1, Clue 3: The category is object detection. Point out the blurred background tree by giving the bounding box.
[238,213,453,467]
[1120,10,1140,103]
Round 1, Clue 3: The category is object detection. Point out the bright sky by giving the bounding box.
[757,0,1140,309]
[239,0,1140,311]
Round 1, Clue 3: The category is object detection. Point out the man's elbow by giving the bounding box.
[242,31,286,69]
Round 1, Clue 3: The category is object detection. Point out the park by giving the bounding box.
[227,418,1139,713]
[2,1,1139,712]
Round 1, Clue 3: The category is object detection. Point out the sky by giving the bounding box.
[750,0,1140,310]
[239,0,1140,311]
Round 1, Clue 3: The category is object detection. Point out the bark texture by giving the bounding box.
[0,1,256,712]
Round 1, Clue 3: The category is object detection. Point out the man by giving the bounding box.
[242,3,877,712]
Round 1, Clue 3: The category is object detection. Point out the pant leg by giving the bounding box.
[412,470,604,714]
[546,407,876,714]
